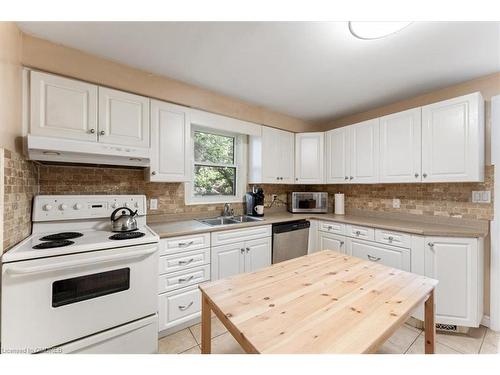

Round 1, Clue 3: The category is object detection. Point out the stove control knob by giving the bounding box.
[59,204,68,211]
[134,202,139,208]
[111,202,119,209]
[43,204,53,211]
[74,203,83,210]
[124,202,130,208]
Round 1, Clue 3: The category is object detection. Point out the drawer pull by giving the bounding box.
[340,241,344,246]
[367,254,381,262]
[386,236,394,242]
[327,226,332,230]
[246,247,250,253]
[178,258,195,265]
[178,275,195,283]
[178,241,194,247]
[428,242,435,248]
[355,230,361,236]
[240,248,245,254]
[178,301,194,311]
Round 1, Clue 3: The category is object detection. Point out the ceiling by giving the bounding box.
[17,22,500,122]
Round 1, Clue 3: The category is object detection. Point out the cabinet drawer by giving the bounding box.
[346,224,375,241]
[350,239,410,271]
[211,225,271,246]
[158,248,210,275]
[375,229,411,248]
[160,233,210,256]
[158,285,201,332]
[319,221,345,235]
[158,264,210,294]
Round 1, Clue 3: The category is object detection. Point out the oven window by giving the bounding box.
[52,268,130,308]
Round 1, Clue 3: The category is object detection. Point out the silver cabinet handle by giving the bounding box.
[340,241,344,246]
[367,254,381,262]
[386,236,394,242]
[327,226,332,231]
[295,178,298,181]
[100,130,105,135]
[349,176,354,180]
[151,171,157,175]
[276,177,280,180]
[246,247,250,253]
[89,128,95,134]
[423,173,428,178]
[428,242,434,248]
[240,248,245,254]
[414,173,419,178]
[178,301,194,311]
[178,258,194,265]
[355,230,361,236]
[178,241,194,247]
[344,176,349,180]
[179,275,195,283]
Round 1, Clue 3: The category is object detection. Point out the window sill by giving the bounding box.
[184,196,244,206]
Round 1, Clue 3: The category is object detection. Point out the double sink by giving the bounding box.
[197,215,264,227]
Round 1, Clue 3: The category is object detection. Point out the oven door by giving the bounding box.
[1,243,158,353]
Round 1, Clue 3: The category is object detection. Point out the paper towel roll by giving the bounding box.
[334,193,345,215]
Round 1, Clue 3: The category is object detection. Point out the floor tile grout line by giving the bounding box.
[477,328,488,354]
[404,331,422,354]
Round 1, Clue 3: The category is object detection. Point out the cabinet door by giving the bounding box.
[295,132,325,184]
[379,108,422,183]
[349,238,410,271]
[421,93,484,182]
[326,127,350,184]
[244,237,272,273]
[318,232,347,254]
[98,87,150,147]
[277,129,295,184]
[149,100,190,182]
[30,71,98,141]
[424,237,481,326]
[211,242,245,280]
[349,119,379,183]
[261,127,282,183]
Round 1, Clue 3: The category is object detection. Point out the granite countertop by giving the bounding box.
[148,211,489,239]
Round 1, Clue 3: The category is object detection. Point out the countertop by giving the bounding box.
[148,211,488,239]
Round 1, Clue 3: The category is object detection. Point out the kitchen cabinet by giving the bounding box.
[423,236,483,327]
[249,126,295,184]
[326,127,350,183]
[318,231,347,254]
[349,119,380,183]
[98,87,150,148]
[148,100,190,182]
[379,108,422,183]
[243,237,272,272]
[421,92,484,182]
[30,71,98,141]
[348,238,411,271]
[295,132,325,184]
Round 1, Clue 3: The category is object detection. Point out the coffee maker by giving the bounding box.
[245,186,265,217]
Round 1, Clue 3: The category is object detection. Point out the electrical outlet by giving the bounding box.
[150,198,158,210]
[392,198,400,209]
[472,191,491,203]
[271,194,278,201]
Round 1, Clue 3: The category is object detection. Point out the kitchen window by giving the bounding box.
[185,127,247,205]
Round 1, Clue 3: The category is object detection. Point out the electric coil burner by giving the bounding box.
[39,232,83,241]
[109,232,146,240]
[33,240,75,249]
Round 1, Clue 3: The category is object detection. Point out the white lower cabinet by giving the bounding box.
[158,285,202,333]
[347,238,411,271]
[318,231,347,254]
[211,226,272,281]
[423,236,483,327]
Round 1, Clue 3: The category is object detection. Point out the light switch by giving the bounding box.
[472,191,491,203]
[392,198,400,209]
[150,198,158,210]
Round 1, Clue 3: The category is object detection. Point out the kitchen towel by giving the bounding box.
[334,193,345,215]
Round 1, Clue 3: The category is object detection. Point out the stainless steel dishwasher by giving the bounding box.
[272,220,310,264]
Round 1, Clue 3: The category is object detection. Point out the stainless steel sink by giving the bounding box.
[197,215,264,226]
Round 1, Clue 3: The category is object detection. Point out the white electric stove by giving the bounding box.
[1,195,160,354]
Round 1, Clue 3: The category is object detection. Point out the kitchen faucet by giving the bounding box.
[222,203,234,217]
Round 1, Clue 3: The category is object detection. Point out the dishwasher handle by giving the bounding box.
[272,220,310,234]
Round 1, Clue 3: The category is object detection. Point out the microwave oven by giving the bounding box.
[288,192,328,213]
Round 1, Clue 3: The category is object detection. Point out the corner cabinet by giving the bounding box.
[295,132,325,184]
[421,92,484,182]
[249,126,295,184]
[423,236,484,327]
[147,100,190,182]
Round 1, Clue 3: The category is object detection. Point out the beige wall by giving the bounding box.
[21,33,313,133]
[317,72,500,164]
[0,22,23,153]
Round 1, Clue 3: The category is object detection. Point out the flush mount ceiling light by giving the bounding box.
[348,21,412,40]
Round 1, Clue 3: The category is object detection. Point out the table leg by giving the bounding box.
[424,290,435,354]
[201,294,212,354]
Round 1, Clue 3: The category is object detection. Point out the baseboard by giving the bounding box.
[481,315,490,328]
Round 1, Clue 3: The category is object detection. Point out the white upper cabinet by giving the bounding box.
[295,132,325,184]
[421,92,484,182]
[148,100,190,182]
[249,126,294,184]
[98,87,150,148]
[30,71,98,141]
[379,108,422,183]
[326,127,350,184]
[349,119,380,183]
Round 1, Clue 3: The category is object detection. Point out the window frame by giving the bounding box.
[185,126,247,205]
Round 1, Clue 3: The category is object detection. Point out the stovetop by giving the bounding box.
[2,226,159,263]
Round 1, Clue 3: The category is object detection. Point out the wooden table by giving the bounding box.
[199,250,438,354]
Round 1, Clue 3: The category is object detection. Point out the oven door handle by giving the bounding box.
[6,247,158,276]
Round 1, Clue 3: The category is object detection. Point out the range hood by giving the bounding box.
[26,135,150,167]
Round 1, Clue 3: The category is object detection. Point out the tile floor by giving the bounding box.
[158,316,500,354]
